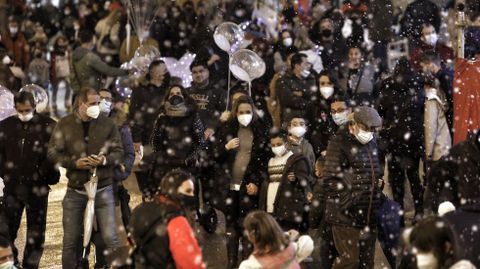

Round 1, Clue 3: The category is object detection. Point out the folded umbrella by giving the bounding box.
[83,167,98,259]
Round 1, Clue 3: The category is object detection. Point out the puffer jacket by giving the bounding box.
[323,128,383,228]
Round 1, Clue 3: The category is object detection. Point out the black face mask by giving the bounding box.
[179,194,197,210]
[169,95,184,106]
[321,29,332,38]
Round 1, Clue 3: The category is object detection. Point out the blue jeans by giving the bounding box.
[62,185,120,269]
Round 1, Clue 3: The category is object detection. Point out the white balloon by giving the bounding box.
[230,64,251,82]
[230,49,266,83]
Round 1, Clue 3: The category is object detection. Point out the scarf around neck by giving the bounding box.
[164,101,188,117]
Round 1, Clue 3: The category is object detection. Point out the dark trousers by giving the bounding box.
[4,192,48,269]
[310,224,336,269]
[226,190,252,269]
[388,154,424,218]
[331,225,376,269]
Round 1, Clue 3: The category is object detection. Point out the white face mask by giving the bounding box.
[289,126,306,138]
[0,261,16,269]
[9,27,18,35]
[283,37,293,47]
[2,55,11,65]
[272,145,287,157]
[332,111,349,126]
[237,114,252,127]
[424,33,438,47]
[320,86,334,99]
[17,112,34,122]
[86,105,100,119]
[99,99,112,114]
[416,252,438,269]
[354,128,374,144]
[301,69,311,78]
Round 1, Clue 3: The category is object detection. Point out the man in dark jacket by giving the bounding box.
[420,50,454,130]
[71,30,128,94]
[323,106,383,269]
[128,60,170,197]
[276,53,316,125]
[337,46,378,107]
[376,58,425,222]
[47,87,124,269]
[400,0,441,47]
[188,60,226,139]
[0,91,58,269]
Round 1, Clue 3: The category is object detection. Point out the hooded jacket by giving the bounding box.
[129,197,205,269]
[71,47,128,92]
[425,131,480,211]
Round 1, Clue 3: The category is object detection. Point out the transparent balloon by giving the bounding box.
[0,86,15,121]
[214,22,245,54]
[230,49,266,83]
[130,44,160,73]
[20,84,49,113]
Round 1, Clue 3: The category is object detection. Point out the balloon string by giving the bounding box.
[248,82,252,97]
[226,55,231,111]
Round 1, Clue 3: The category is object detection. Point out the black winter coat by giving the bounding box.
[323,128,383,228]
[425,131,480,211]
[129,200,183,269]
[129,82,168,144]
[259,154,312,224]
[443,203,480,268]
[213,118,270,218]
[0,114,59,194]
[376,75,424,158]
[150,112,206,177]
[306,96,338,157]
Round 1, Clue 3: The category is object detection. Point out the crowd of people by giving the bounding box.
[0,0,480,269]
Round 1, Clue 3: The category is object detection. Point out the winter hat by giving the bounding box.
[438,201,456,216]
[349,106,382,128]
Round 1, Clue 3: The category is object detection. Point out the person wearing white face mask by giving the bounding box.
[322,106,383,269]
[286,116,316,175]
[407,217,477,269]
[258,131,312,232]
[410,23,454,71]
[47,87,124,269]
[0,91,58,269]
[214,95,269,268]
[2,18,30,70]
[273,30,298,73]
[305,71,343,157]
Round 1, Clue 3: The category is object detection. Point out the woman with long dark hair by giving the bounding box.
[148,85,206,197]
[213,95,270,268]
